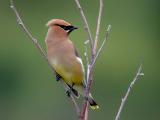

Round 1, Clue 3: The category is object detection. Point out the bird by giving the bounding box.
[45,19,99,109]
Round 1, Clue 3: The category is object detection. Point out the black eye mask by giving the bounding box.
[59,25,75,30]
[55,24,78,34]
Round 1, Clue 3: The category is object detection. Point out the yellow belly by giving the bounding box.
[51,58,84,86]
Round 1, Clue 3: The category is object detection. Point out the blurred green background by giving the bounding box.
[0,0,160,120]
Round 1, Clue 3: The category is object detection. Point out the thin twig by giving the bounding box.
[115,64,144,120]
[10,0,80,116]
[80,64,93,120]
[84,40,90,84]
[78,0,106,120]
[10,0,46,58]
[60,80,80,116]
[92,25,111,66]
[83,0,105,104]
[79,101,89,120]
[74,0,94,48]
[82,26,111,111]
[93,0,104,54]
[84,40,90,67]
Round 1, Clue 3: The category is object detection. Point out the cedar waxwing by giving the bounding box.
[45,19,99,109]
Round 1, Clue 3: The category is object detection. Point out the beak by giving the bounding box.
[67,26,78,34]
[67,25,78,34]
[71,26,78,30]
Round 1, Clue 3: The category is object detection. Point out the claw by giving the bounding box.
[66,89,71,97]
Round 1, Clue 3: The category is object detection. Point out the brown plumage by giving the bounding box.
[45,19,99,109]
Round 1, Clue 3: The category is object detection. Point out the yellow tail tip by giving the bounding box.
[88,97,99,110]
[90,105,99,110]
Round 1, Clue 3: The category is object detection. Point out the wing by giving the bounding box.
[74,46,86,87]
[74,46,80,57]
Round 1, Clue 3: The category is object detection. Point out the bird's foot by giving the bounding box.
[71,88,79,97]
[66,89,71,97]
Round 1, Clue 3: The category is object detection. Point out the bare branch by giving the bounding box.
[93,0,104,54]
[74,0,94,48]
[10,0,80,116]
[84,40,89,68]
[115,64,144,120]
[10,0,46,58]
[79,102,89,120]
[60,80,80,116]
[78,1,106,120]
[80,64,93,120]
[80,25,111,120]
[93,25,111,65]
[84,40,90,85]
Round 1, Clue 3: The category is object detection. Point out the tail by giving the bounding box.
[88,93,99,110]
[73,84,99,110]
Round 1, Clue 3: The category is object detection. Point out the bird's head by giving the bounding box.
[46,19,78,35]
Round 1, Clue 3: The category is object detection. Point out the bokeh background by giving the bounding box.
[0,0,160,120]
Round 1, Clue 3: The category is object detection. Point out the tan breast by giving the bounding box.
[46,32,84,85]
